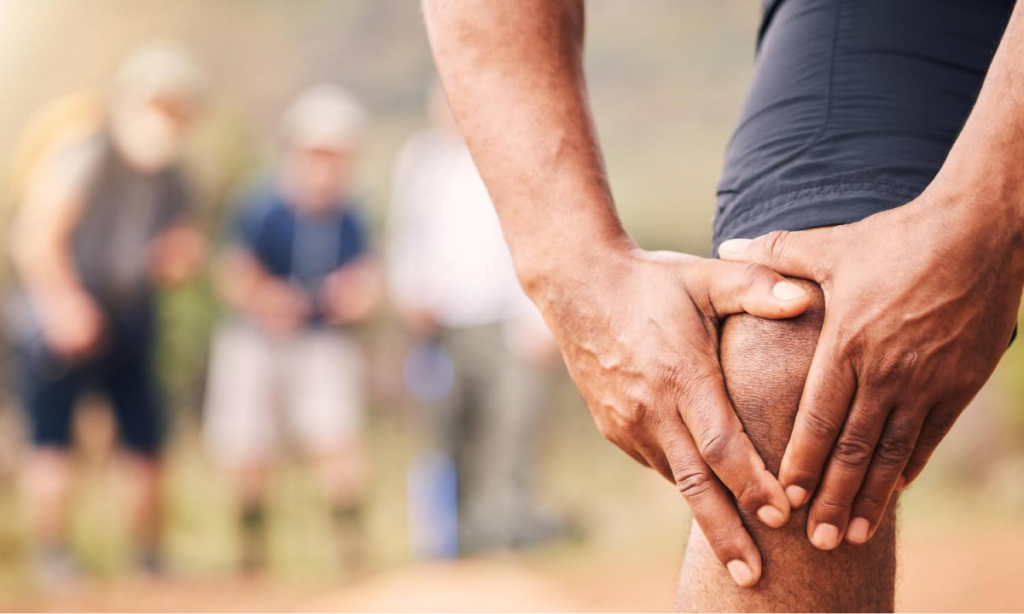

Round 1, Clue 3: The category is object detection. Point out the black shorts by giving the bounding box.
[14,327,164,457]
[712,0,1014,253]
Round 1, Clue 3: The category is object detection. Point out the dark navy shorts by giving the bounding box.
[712,0,1014,253]
[14,323,164,457]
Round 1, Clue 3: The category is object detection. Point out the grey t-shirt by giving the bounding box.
[69,133,190,314]
[7,132,191,350]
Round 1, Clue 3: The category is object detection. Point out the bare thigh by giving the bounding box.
[676,279,897,612]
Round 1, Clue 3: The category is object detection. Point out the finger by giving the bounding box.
[678,368,791,529]
[805,388,891,551]
[778,327,857,511]
[900,402,960,488]
[656,423,763,588]
[718,228,834,282]
[695,259,811,320]
[846,406,926,544]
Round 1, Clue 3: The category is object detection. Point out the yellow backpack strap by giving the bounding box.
[9,89,105,207]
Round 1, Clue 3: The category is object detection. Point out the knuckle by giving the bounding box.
[915,424,947,448]
[856,490,888,511]
[762,230,790,267]
[787,458,821,484]
[866,351,918,388]
[874,434,914,466]
[742,262,772,290]
[735,477,767,510]
[698,428,733,467]
[813,491,849,514]
[601,396,652,440]
[706,532,742,559]
[834,331,861,360]
[917,412,956,448]
[624,399,650,433]
[674,364,717,395]
[801,409,842,441]
[676,469,715,501]
[831,434,874,468]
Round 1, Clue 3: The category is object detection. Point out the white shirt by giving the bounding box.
[387,128,540,330]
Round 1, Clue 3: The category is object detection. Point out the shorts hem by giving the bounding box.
[712,181,924,255]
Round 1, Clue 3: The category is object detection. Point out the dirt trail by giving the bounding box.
[10,524,1024,612]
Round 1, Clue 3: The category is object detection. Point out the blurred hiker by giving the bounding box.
[388,85,571,555]
[7,40,206,580]
[203,85,381,572]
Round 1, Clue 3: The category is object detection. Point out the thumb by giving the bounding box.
[718,228,832,281]
[696,260,811,320]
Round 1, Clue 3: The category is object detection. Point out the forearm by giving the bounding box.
[215,249,272,315]
[12,233,90,308]
[422,0,630,294]
[937,1,1024,242]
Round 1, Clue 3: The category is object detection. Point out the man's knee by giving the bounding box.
[719,278,825,471]
[685,279,897,612]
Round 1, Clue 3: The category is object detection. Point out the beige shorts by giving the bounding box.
[202,323,366,468]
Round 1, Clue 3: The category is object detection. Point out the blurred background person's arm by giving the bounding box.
[213,244,310,334]
[10,144,104,359]
[149,220,206,286]
[321,255,382,326]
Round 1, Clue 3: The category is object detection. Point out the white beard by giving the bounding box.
[111,106,182,172]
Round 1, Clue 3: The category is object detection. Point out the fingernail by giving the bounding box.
[785,485,808,508]
[719,239,751,257]
[757,505,787,528]
[895,476,907,491]
[846,518,870,544]
[772,281,805,301]
[811,523,840,550]
[726,560,755,587]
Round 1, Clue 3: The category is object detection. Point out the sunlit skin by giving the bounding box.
[422,0,1024,599]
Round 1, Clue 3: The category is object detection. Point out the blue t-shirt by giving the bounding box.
[233,189,370,323]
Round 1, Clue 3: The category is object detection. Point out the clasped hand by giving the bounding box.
[719,186,1022,549]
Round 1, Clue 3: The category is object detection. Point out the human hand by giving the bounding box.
[321,260,382,325]
[151,225,207,284]
[254,279,311,333]
[39,290,105,360]
[399,308,440,338]
[531,245,811,586]
[719,185,1023,550]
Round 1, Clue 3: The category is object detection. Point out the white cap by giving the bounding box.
[112,40,205,105]
[280,85,368,153]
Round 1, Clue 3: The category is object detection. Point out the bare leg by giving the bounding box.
[23,448,73,550]
[311,444,368,510]
[677,280,897,612]
[231,462,270,571]
[311,444,369,569]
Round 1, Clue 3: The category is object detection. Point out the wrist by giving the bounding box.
[920,172,1024,287]
[936,137,1024,242]
[928,167,1024,247]
[512,221,635,305]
